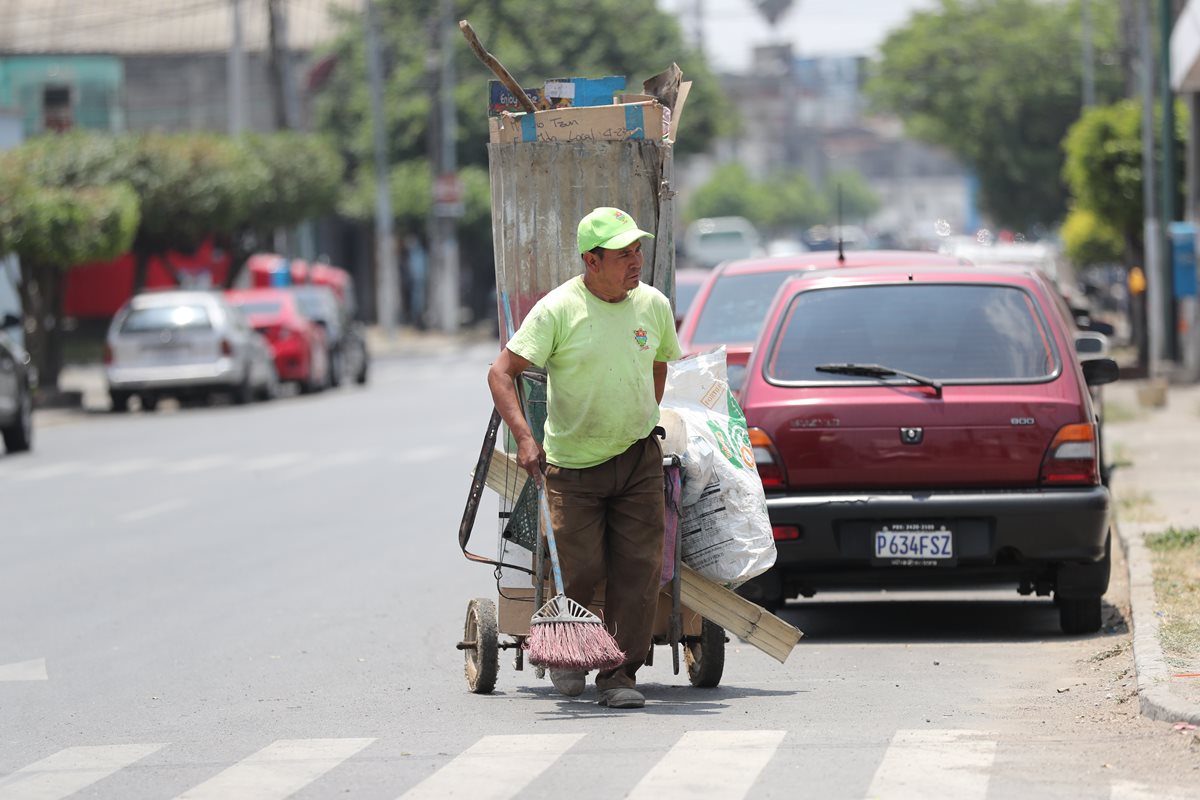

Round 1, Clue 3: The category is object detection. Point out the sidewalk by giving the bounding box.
[1104,378,1200,725]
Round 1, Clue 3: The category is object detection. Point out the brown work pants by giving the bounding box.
[544,434,665,691]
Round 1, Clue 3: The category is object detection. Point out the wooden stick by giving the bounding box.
[458,19,537,114]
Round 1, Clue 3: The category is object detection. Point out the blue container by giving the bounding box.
[1169,222,1198,299]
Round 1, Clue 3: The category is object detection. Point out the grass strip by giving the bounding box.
[1146,527,1200,669]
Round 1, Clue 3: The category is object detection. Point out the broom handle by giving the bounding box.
[537,486,567,597]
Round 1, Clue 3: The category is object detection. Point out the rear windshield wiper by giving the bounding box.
[814,363,943,398]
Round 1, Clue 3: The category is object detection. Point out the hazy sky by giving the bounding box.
[659,0,939,71]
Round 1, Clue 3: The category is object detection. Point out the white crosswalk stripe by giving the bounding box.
[626,729,786,800]
[398,733,584,800]
[0,657,47,681]
[0,744,165,800]
[865,729,996,800]
[95,458,156,476]
[174,738,375,800]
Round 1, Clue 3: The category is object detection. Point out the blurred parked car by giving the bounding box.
[673,268,709,329]
[226,288,330,393]
[735,263,1119,634]
[290,285,369,387]
[678,251,969,393]
[105,290,278,411]
[682,216,763,269]
[0,313,33,453]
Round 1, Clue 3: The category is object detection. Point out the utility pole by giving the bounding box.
[1159,0,1178,361]
[433,0,461,335]
[267,0,299,130]
[365,0,400,334]
[1081,0,1096,108]
[227,0,247,135]
[1139,0,1164,377]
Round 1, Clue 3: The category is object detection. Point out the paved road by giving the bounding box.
[1,348,1195,799]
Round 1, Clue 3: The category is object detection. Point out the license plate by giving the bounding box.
[874,523,954,565]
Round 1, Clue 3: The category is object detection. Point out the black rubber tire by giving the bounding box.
[1,386,32,453]
[685,619,726,688]
[109,390,130,413]
[1059,595,1103,635]
[234,372,254,405]
[464,598,499,694]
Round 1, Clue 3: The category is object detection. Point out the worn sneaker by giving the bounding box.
[597,687,645,708]
[549,669,586,697]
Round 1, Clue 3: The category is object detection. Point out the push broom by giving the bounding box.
[525,485,626,671]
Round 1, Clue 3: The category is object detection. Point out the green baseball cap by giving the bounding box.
[577,207,655,254]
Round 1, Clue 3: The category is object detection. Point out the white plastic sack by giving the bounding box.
[661,346,776,586]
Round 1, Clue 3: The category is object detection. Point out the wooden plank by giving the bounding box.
[479,448,526,501]
[680,565,802,664]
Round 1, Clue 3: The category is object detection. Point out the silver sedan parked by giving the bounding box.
[105,290,278,411]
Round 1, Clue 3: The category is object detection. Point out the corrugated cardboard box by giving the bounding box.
[489,101,669,144]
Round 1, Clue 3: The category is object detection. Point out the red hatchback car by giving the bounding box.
[735,263,1120,634]
[678,251,969,392]
[226,288,329,392]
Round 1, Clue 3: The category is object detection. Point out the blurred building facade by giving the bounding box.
[684,43,974,248]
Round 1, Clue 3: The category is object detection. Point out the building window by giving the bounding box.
[43,85,73,133]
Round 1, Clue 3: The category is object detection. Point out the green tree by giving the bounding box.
[225,133,344,287]
[1060,206,1124,268]
[314,0,731,316]
[866,0,1124,230]
[685,163,772,226]
[1061,99,1187,263]
[0,176,138,388]
[2,132,270,292]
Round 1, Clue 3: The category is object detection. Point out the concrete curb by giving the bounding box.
[1116,512,1200,725]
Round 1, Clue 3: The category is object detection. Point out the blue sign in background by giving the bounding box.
[1169,221,1198,298]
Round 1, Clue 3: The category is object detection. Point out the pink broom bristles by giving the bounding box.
[526,620,625,672]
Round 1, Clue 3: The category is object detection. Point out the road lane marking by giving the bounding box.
[398,733,584,800]
[175,738,375,800]
[390,445,454,464]
[240,452,308,471]
[167,455,233,474]
[866,729,996,800]
[0,743,165,799]
[96,458,156,476]
[0,658,47,681]
[118,499,187,523]
[280,450,373,478]
[626,730,786,800]
[13,463,85,481]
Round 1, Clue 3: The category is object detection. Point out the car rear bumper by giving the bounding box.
[764,485,1110,572]
[107,361,240,391]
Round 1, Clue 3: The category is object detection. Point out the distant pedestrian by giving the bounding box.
[405,235,428,329]
[487,207,681,709]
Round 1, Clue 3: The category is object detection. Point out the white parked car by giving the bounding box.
[105,290,278,411]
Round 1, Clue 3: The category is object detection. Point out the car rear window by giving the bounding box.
[766,284,1057,383]
[120,305,213,333]
[691,271,795,344]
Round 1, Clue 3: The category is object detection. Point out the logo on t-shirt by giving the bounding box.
[633,327,650,351]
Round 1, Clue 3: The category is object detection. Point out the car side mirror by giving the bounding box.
[1,312,20,330]
[1081,357,1119,387]
[1074,331,1109,361]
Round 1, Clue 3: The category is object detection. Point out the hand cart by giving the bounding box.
[456,375,725,695]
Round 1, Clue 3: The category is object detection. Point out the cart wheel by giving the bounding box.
[685,619,726,688]
[463,598,499,694]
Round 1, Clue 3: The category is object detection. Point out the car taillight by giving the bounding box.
[748,427,785,489]
[220,339,233,356]
[103,344,113,365]
[772,525,801,541]
[1039,422,1099,486]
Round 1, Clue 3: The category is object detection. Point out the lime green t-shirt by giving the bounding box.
[507,276,683,469]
